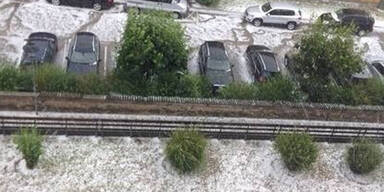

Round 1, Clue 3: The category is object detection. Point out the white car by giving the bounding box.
[244,2,302,30]
[124,0,188,19]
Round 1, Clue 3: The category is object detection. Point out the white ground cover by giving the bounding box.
[0,135,383,192]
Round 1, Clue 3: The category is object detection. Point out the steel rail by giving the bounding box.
[1,114,383,143]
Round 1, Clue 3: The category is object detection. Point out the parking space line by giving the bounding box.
[104,46,108,76]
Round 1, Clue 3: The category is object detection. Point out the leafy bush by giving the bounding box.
[256,76,302,102]
[166,129,207,173]
[218,76,301,101]
[347,138,383,174]
[75,73,111,95]
[218,83,258,100]
[174,74,212,98]
[115,11,188,96]
[13,128,43,169]
[34,64,77,92]
[196,0,220,6]
[274,132,318,171]
[0,64,21,91]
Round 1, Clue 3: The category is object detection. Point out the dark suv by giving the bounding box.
[246,45,280,82]
[320,8,374,36]
[20,32,57,68]
[47,0,114,11]
[198,41,233,90]
[66,32,101,74]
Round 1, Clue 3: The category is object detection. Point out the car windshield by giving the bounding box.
[259,52,279,72]
[261,2,272,12]
[207,59,230,71]
[70,52,96,64]
[75,35,94,53]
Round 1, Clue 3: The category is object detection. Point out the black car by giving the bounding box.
[20,32,57,68]
[198,41,233,90]
[246,45,280,82]
[47,0,114,11]
[319,8,375,36]
[66,32,101,74]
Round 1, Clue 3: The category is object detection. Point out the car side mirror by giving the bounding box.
[98,59,102,62]
[266,13,270,16]
[65,57,69,61]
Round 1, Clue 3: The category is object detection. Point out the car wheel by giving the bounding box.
[51,0,60,5]
[252,19,262,27]
[357,29,366,37]
[287,22,296,30]
[93,3,102,11]
[172,12,181,19]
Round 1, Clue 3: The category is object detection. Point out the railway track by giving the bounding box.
[1,111,384,143]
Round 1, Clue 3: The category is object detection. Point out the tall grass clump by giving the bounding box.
[166,129,207,173]
[0,64,21,91]
[347,138,383,174]
[34,64,77,92]
[274,132,318,171]
[13,128,43,169]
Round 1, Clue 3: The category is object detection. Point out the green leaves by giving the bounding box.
[274,132,318,171]
[166,129,207,173]
[13,128,43,169]
[115,11,188,96]
[347,138,383,174]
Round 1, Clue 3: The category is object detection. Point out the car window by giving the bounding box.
[269,9,282,16]
[260,52,279,72]
[281,9,295,16]
[373,63,384,75]
[75,35,94,53]
[261,2,272,12]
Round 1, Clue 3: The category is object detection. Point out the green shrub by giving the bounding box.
[166,129,207,173]
[34,64,77,92]
[347,138,383,174]
[256,76,302,102]
[218,77,301,101]
[13,128,43,169]
[75,73,110,95]
[218,83,258,100]
[115,11,188,96]
[274,132,318,171]
[174,74,212,98]
[196,0,220,6]
[0,64,20,91]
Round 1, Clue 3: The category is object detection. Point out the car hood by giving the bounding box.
[67,62,98,75]
[246,6,262,16]
[206,69,233,87]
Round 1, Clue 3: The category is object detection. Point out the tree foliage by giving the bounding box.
[291,21,363,101]
[115,11,188,96]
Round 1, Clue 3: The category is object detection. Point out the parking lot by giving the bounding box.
[1,0,384,81]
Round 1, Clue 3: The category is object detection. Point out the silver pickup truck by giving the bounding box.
[124,0,188,19]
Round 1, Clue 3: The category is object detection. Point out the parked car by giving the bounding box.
[368,60,384,81]
[198,41,233,91]
[47,0,114,11]
[319,8,375,36]
[123,0,188,19]
[66,32,101,74]
[244,2,302,30]
[20,32,57,68]
[246,45,280,82]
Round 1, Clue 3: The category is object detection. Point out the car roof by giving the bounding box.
[205,41,227,58]
[339,8,369,16]
[270,2,298,10]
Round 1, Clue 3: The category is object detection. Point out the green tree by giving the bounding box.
[115,11,188,96]
[291,21,363,102]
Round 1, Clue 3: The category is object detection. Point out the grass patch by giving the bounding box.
[13,128,43,169]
